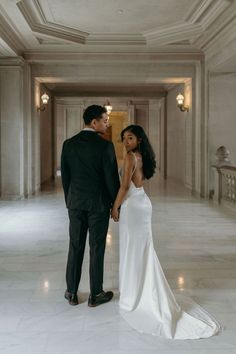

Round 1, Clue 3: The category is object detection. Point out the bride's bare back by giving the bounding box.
[130,152,144,188]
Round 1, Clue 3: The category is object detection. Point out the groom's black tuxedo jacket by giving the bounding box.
[61,130,120,211]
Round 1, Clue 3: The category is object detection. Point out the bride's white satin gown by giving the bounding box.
[119,179,221,339]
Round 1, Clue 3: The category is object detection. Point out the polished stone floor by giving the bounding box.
[0,178,236,353]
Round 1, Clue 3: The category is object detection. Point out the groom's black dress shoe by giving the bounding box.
[88,290,113,307]
[64,290,79,306]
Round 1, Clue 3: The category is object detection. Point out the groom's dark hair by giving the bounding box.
[83,105,107,125]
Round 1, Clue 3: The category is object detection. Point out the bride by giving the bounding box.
[111,125,220,339]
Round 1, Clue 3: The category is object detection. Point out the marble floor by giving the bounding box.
[0,179,236,353]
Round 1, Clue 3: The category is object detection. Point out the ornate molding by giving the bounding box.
[193,1,234,47]
[0,10,25,55]
[185,0,214,23]
[23,51,204,63]
[86,33,146,46]
[0,0,230,53]
[17,0,145,45]
[205,16,236,60]
[17,0,89,44]
[186,0,229,27]
[144,0,231,46]
[196,0,236,63]
[205,21,236,68]
[196,0,229,29]
[16,0,231,48]
[0,56,25,67]
[35,36,72,45]
[0,38,16,56]
[144,23,202,45]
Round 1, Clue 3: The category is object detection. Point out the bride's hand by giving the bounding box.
[111,207,119,222]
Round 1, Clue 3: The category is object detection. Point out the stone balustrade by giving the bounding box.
[212,165,236,209]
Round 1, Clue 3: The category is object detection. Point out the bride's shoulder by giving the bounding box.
[124,152,135,166]
[125,151,135,160]
[133,151,142,159]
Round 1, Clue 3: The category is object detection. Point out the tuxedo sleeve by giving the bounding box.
[102,141,120,206]
[61,141,71,205]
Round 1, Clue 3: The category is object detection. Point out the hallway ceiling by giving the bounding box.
[0,0,235,58]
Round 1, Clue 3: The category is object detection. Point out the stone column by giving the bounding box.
[0,57,30,199]
[149,98,165,178]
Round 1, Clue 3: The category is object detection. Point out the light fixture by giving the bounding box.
[37,92,49,111]
[104,101,113,115]
[176,93,189,112]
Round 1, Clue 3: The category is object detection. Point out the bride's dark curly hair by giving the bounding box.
[121,125,156,179]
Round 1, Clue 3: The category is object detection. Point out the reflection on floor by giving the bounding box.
[0,178,236,353]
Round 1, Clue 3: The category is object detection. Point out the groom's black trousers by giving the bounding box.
[66,208,110,297]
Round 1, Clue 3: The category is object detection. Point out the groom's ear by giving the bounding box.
[91,119,97,129]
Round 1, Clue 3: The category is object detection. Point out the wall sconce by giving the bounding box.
[37,92,49,112]
[176,93,189,112]
[104,101,113,115]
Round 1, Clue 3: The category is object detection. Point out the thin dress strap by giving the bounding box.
[131,152,138,176]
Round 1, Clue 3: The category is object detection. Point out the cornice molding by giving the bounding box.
[0,38,16,56]
[23,51,204,63]
[144,23,202,45]
[17,0,146,45]
[205,19,236,67]
[86,33,146,46]
[197,0,229,29]
[193,1,234,47]
[0,56,25,67]
[206,17,236,57]
[144,0,230,45]
[197,1,236,63]
[35,36,73,45]
[185,0,214,23]
[0,11,25,55]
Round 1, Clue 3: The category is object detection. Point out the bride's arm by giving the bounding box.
[111,153,134,221]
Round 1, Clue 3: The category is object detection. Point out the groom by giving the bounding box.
[61,105,120,306]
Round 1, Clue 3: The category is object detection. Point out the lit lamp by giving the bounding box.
[104,101,113,115]
[176,93,189,112]
[37,92,49,111]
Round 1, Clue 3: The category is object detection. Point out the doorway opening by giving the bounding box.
[102,111,129,167]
